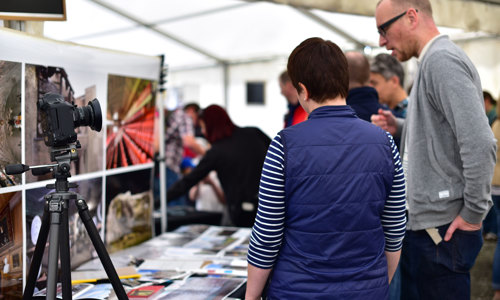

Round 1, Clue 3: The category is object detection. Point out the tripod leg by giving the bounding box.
[23,199,51,300]
[59,198,73,299]
[76,197,128,300]
[47,198,63,300]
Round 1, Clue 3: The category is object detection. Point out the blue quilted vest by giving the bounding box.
[267,105,394,300]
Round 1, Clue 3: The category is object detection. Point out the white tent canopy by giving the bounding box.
[39,0,500,137]
[43,0,479,70]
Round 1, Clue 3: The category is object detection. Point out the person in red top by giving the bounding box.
[279,70,308,127]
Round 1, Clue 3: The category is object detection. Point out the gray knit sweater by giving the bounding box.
[401,35,496,230]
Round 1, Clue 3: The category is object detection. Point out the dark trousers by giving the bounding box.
[484,206,498,234]
[388,263,401,300]
[400,223,483,300]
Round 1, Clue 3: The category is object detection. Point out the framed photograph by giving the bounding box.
[0,60,22,188]
[0,205,14,252]
[11,248,22,272]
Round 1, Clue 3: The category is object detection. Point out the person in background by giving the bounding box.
[485,91,498,126]
[163,107,205,206]
[181,155,226,214]
[181,102,227,216]
[181,102,204,160]
[491,101,500,300]
[188,170,225,213]
[484,91,498,241]
[279,70,308,127]
[345,51,385,122]
[167,105,271,227]
[372,0,496,298]
[246,37,406,300]
[180,132,229,224]
[370,53,409,119]
[370,53,409,151]
[183,102,204,138]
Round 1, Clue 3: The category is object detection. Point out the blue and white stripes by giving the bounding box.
[247,132,407,269]
[382,132,407,252]
[247,135,285,269]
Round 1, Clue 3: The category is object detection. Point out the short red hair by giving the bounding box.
[200,105,235,143]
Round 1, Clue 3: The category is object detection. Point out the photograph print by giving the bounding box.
[105,168,153,252]
[0,191,23,298]
[106,75,156,169]
[0,60,22,188]
[24,64,104,183]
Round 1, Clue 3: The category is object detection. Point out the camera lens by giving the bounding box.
[73,98,102,132]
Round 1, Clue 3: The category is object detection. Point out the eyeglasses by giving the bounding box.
[377,9,418,37]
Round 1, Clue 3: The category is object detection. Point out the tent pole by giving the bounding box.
[294,7,368,50]
[223,63,229,109]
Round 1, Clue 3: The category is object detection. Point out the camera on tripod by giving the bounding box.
[5,93,103,176]
[38,93,102,147]
[13,93,129,300]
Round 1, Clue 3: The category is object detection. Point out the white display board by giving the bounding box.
[0,27,162,297]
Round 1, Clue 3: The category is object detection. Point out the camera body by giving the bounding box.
[38,93,102,147]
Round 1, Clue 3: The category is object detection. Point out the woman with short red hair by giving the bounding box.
[167,104,271,227]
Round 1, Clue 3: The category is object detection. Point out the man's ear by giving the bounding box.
[390,75,400,86]
[407,7,419,28]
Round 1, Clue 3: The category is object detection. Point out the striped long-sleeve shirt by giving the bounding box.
[247,132,407,269]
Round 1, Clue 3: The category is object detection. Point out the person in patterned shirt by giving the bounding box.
[163,108,205,206]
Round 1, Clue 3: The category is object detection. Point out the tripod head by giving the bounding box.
[5,141,81,191]
[48,141,81,192]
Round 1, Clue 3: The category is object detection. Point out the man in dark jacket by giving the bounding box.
[345,51,384,122]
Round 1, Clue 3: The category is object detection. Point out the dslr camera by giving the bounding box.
[38,93,102,147]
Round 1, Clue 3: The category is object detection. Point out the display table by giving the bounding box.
[153,206,223,234]
[61,225,250,299]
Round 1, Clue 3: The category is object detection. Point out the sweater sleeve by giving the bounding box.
[382,132,407,251]
[247,134,285,269]
[425,50,496,223]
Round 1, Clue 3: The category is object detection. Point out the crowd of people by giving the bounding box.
[157,0,498,299]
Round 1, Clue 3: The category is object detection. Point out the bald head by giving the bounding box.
[345,51,370,89]
[377,0,433,17]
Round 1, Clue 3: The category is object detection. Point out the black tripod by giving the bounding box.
[9,144,128,299]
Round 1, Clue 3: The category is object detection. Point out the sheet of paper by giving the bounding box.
[138,258,206,271]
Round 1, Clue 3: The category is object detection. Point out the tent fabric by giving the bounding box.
[44,0,472,70]
[40,0,499,139]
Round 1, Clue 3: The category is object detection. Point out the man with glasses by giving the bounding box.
[371,0,496,299]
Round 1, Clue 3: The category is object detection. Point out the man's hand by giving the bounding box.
[371,108,397,136]
[444,215,482,241]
